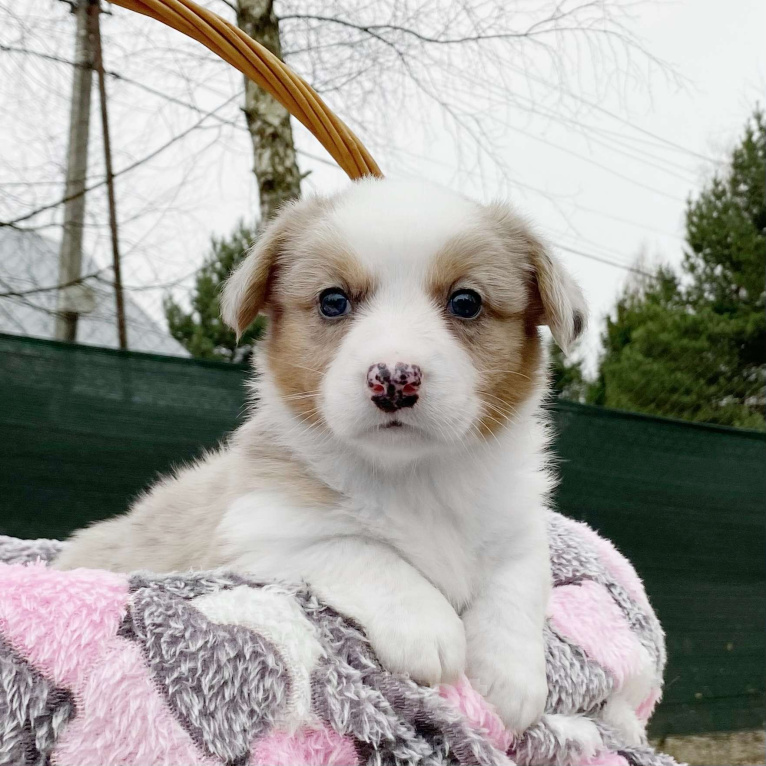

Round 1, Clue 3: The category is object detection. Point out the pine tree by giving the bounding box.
[164,221,265,363]
[589,110,765,429]
[549,341,589,403]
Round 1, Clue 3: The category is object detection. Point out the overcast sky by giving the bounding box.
[1,0,763,367]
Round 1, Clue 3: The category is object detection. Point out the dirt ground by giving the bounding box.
[651,729,765,766]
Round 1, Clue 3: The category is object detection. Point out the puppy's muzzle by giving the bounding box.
[367,363,422,412]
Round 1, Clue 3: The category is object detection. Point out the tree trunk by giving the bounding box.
[236,0,301,223]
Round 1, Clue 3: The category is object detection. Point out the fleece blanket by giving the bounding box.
[0,514,678,766]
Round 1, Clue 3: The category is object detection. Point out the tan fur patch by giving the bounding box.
[428,229,544,436]
[475,326,542,436]
[237,425,340,508]
[265,228,375,424]
[222,196,331,335]
[427,229,529,318]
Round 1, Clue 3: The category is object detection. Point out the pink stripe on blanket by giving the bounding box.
[439,676,513,752]
[549,580,645,687]
[52,637,217,766]
[251,726,359,766]
[0,563,128,691]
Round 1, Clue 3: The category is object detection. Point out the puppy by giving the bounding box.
[54,178,587,733]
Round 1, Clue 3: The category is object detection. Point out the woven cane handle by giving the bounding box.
[110,0,383,180]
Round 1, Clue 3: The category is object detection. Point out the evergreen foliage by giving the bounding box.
[164,221,265,363]
[556,110,765,429]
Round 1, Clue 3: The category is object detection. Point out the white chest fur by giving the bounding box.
[217,406,551,611]
[216,483,479,608]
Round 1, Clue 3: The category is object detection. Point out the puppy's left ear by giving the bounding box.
[487,203,587,352]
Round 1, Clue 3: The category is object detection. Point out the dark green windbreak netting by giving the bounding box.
[1,332,763,736]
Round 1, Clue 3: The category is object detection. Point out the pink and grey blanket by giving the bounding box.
[0,514,677,766]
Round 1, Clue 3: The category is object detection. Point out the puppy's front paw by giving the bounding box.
[467,637,548,734]
[364,595,466,686]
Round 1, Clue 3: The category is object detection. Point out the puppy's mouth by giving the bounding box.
[369,419,423,437]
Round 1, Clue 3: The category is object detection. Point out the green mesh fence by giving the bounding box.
[0,332,763,736]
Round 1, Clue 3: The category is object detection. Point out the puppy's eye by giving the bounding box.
[318,288,351,318]
[447,289,482,319]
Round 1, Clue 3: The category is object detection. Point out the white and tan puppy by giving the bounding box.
[54,178,587,733]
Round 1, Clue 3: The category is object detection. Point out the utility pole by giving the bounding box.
[92,2,127,350]
[55,0,96,342]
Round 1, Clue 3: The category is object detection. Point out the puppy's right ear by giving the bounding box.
[220,214,287,338]
[221,198,325,338]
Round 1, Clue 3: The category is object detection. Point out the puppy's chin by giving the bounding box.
[320,398,481,468]
[348,421,441,466]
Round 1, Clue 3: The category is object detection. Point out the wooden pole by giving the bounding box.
[92,1,128,350]
[55,0,96,342]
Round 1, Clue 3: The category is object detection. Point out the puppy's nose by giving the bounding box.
[367,363,422,412]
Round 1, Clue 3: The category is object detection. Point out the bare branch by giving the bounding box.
[0,94,239,228]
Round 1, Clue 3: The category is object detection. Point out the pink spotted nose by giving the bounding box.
[367,363,422,412]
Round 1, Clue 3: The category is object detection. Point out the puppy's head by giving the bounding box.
[222,179,586,464]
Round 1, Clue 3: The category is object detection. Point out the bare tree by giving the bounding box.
[236,0,301,223]
[276,0,678,188]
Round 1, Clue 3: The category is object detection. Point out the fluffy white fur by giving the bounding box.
[54,179,587,734]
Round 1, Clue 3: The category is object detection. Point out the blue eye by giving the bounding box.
[448,289,482,319]
[319,289,351,318]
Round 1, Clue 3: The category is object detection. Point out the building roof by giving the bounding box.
[0,228,189,357]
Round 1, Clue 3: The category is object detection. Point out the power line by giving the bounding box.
[442,64,701,184]
[500,121,687,204]
[387,141,685,243]
[0,42,244,130]
[566,200,683,241]
[0,43,82,68]
[554,243,653,277]
[0,94,239,228]
[503,62,719,165]
[0,269,105,298]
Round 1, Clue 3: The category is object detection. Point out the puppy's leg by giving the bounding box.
[52,515,139,573]
[244,536,466,686]
[463,522,551,733]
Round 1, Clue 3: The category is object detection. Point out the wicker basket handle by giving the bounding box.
[110,0,383,180]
